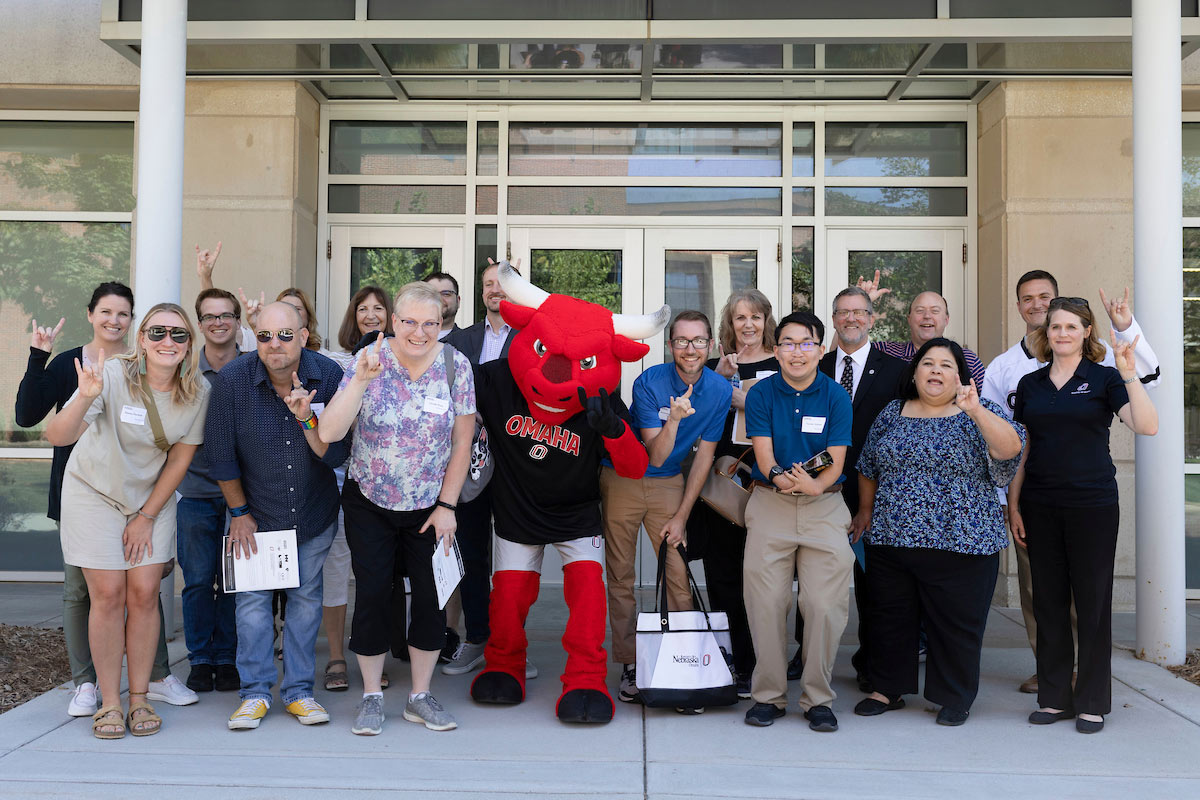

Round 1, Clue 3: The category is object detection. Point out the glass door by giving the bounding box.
[327,226,466,345]
[825,228,967,345]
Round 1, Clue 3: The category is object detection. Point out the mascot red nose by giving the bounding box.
[469,261,668,723]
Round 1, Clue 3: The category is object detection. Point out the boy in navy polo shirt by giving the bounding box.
[742,311,853,732]
[602,311,733,707]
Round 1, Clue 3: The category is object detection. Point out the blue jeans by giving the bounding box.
[177,497,237,667]
[236,522,334,704]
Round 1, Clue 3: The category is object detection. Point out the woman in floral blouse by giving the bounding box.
[851,337,1025,727]
[319,282,475,735]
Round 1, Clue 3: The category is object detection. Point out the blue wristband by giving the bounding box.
[229,504,250,518]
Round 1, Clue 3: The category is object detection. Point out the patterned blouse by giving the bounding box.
[856,398,1025,555]
[340,341,475,511]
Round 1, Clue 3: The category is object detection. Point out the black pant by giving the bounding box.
[866,545,998,712]
[342,479,446,656]
[688,501,755,676]
[1022,499,1119,716]
[454,484,494,644]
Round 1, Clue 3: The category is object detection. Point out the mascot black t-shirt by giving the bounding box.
[477,360,632,545]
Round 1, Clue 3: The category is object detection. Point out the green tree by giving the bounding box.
[530,250,621,312]
[353,247,441,301]
[849,251,942,344]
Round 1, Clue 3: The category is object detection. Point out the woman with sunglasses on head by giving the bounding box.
[853,338,1024,727]
[1009,297,1157,734]
[46,304,210,739]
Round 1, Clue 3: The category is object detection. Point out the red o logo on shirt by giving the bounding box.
[529,444,549,460]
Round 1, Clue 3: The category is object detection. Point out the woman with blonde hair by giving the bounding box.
[47,303,211,739]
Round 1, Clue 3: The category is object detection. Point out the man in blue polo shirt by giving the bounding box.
[602,310,732,707]
[742,310,853,732]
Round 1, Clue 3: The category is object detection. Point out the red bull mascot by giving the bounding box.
[469,261,668,723]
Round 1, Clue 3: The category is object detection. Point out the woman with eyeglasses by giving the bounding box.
[1009,297,1157,734]
[684,288,779,697]
[319,282,475,735]
[853,338,1024,727]
[46,304,210,739]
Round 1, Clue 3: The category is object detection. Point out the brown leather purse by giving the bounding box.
[698,448,755,527]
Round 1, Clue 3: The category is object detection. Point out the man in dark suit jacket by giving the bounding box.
[788,286,906,691]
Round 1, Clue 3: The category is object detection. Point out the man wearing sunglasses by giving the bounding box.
[980,270,1160,695]
[204,302,352,731]
[601,310,732,709]
[175,288,244,695]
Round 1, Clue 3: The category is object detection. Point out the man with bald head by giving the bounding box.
[205,301,352,731]
[872,290,986,386]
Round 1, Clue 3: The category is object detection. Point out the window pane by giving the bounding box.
[510,44,642,70]
[793,123,815,177]
[901,80,984,100]
[378,44,470,71]
[349,247,441,303]
[473,225,498,323]
[509,124,782,178]
[825,122,967,177]
[508,186,780,216]
[400,79,643,100]
[120,0,355,20]
[848,250,942,344]
[1183,229,1200,461]
[477,122,499,176]
[329,121,468,176]
[1186,476,1200,590]
[476,185,498,215]
[317,80,399,100]
[792,228,814,313]
[0,221,131,447]
[0,122,134,213]
[0,460,60,572]
[1184,124,1200,216]
[974,42,1130,71]
[824,44,924,71]
[653,45,782,70]
[530,250,622,312]
[329,185,466,214]
[792,188,815,216]
[825,187,967,216]
[185,44,368,73]
[665,250,756,351]
[368,1,646,19]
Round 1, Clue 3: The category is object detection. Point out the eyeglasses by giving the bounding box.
[777,341,819,352]
[145,326,190,343]
[1049,296,1089,309]
[670,337,710,350]
[397,319,441,333]
[255,328,296,343]
[832,309,871,320]
[199,312,238,324]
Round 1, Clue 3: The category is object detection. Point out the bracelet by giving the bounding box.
[1122,376,1136,385]
[435,500,457,512]
[229,504,251,518]
[298,413,318,430]
[136,509,158,521]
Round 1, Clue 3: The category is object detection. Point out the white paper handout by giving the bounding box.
[432,538,465,610]
[222,529,301,593]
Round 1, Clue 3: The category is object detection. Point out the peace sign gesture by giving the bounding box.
[668,382,696,423]
[354,335,385,384]
[30,317,65,353]
[283,371,317,421]
[74,349,106,398]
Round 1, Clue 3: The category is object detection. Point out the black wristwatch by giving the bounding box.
[435,500,457,512]
[768,465,786,486]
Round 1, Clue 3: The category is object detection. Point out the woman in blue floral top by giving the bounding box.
[852,337,1025,726]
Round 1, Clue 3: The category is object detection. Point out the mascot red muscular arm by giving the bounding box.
[469,261,667,723]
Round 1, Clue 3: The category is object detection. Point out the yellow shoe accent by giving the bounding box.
[285,697,330,725]
[228,698,269,730]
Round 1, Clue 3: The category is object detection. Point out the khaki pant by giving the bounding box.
[743,486,853,711]
[600,467,692,665]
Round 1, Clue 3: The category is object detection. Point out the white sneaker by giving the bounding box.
[147,674,199,706]
[67,682,97,717]
[526,657,538,680]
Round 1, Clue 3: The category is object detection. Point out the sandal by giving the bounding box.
[126,692,162,737]
[324,659,349,692]
[91,705,125,739]
[380,670,390,690]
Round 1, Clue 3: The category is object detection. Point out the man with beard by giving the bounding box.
[423,272,461,340]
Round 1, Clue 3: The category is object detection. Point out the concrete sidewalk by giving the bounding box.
[2,584,1199,798]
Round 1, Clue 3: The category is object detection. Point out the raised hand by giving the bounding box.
[713,344,738,378]
[1099,286,1133,333]
[855,269,892,304]
[954,378,982,415]
[238,287,265,330]
[353,335,384,384]
[667,382,696,423]
[1110,329,1139,380]
[284,371,317,421]
[30,317,65,352]
[73,349,105,398]
[576,386,625,439]
[195,241,222,284]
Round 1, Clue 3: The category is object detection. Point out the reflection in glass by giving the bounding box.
[793,124,815,177]
[476,185,498,215]
[824,44,924,71]
[330,121,468,176]
[349,247,441,304]
[927,44,970,70]
[316,80,397,99]
[509,186,781,216]
[0,122,134,213]
[530,250,622,312]
[901,80,984,100]
[792,228,815,313]
[975,42,1130,72]
[654,45,782,70]
[478,122,499,176]
[401,79,643,100]
[825,187,967,216]
[1183,230,1200,460]
[329,185,466,214]
[510,44,641,70]
[474,225,498,324]
[651,80,898,100]
[825,123,967,177]
[378,44,469,71]
[665,251,757,348]
[1184,125,1200,216]
[0,460,60,572]
[1185,476,1200,590]
[848,251,942,344]
[509,124,781,178]
[792,189,815,216]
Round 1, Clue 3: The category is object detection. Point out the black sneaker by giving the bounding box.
[936,707,969,726]
[805,705,839,732]
[735,673,752,700]
[786,649,803,681]
[618,664,641,704]
[214,663,240,692]
[744,702,785,727]
[186,664,214,693]
[439,628,461,664]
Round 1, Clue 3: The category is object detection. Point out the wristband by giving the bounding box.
[298,413,318,429]
[1122,376,1136,385]
[435,500,457,512]
[230,504,251,517]
[136,509,158,521]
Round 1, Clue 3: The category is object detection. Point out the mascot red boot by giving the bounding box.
[469,261,668,723]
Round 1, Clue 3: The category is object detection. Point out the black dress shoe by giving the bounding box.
[1028,709,1075,725]
[936,707,969,726]
[804,705,839,732]
[214,663,240,692]
[1076,715,1105,734]
[439,628,461,664]
[786,650,803,681]
[185,665,214,693]
[854,696,905,716]
[744,702,785,727]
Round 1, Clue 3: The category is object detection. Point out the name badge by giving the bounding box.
[801,415,826,434]
[755,370,777,380]
[423,395,450,415]
[120,405,147,426]
[310,402,326,418]
[658,407,671,421]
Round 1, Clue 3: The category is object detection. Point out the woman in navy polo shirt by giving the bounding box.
[1009,297,1158,734]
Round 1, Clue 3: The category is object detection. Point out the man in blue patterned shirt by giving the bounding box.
[205,302,351,731]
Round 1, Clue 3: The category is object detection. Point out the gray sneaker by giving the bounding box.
[442,640,487,676]
[351,694,384,736]
[403,692,457,731]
